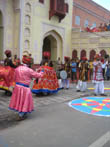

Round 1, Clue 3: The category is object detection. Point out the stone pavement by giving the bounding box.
[0,81,110,130]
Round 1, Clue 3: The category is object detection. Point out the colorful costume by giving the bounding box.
[9,65,43,117]
[0,66,15,91]
[4,50,16,68]
[0,50,16,92]
[106,61,110,80]
[93,60,105,95]
[32,65,59,94]
[76,58,88,92]
[61,61,71,89]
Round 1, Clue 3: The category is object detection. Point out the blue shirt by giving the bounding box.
[71,62,77,72]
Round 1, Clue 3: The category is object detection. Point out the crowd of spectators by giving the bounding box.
[55,56,110,83]
[85,23,110,32]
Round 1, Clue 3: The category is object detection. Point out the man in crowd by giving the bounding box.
[76,57,88,92]
[61,58,71,89]
[4,50,16,68]
[70,58,77,83]
[92,54,106,96]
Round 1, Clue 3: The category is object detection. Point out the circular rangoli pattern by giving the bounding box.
[69,97,110,117]
[88,88,110,90]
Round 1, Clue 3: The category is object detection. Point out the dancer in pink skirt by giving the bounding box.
[9,54,43,120]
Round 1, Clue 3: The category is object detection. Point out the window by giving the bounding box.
[25,15,31,25]
[84,19,89,27]
[39,0,44,4]
[65,3,69,13]
[75,16,80,25]
[92,22,96,28]
[25,3,31,13]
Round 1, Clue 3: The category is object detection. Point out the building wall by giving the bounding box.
[73,0,110,30]
[72,29,110,59]
[19,0,73,63]
[13,0,21,57]
[0,0,15,59]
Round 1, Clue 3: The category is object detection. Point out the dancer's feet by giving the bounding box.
[100,94,107,96]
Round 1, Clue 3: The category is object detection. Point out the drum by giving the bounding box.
[60,70,67,80]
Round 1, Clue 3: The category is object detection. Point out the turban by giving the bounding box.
[82,57,87,61]
[22,55,31,64]
[101,59,104,63]
[22,51,29,56]
[94,54,100,60]
[5,50,11,56]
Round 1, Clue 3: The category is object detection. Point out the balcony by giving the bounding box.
[49,0,67,22]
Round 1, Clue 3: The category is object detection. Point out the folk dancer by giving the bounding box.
[61,58,71,89]
[70,58,77,83]
[3,50,16,95]
[4,50,16,68]
[92,54,106,96]
[9,53,44,120]
[76,57,88,92]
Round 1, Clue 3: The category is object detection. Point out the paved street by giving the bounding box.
[0,81,110,147]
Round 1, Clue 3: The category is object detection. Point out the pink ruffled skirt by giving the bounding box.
[9,84,34,113]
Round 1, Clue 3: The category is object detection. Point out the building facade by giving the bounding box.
[1,0,110,63]
[0,0,73,63]
[72,29,110,60]
[72,0,110,30]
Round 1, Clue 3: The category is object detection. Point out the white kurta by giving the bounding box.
[93,61,104,95]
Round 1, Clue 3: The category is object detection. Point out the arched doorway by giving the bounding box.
[43,30,63,61]
[90,50,96,60]
[0,11,3,60]
[72,50,77,59]
[43,35,57,61]
[80,50,86,59]
[100,50,106,58]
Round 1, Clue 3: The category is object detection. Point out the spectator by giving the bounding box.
[103,23,107,31]
[106,59,110,80]
[89,60,93,80]
[70,59,77,83]
[98,23,103,32]
[107,23,110,31]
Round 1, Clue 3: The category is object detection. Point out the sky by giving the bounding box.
[93,0,110,10]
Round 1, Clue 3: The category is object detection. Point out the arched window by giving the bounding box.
[25,3,31,13]
[72,50,77,59]
[90,50,96,60]
[25,40,30,50]
[25,28,30,37]
[92,22,96,28]
[80,50,86,59]
[84,19,89,27]
[100,50,106,57]
[75,16,80,25]
[39,0,44,3]
[25,15,31,25]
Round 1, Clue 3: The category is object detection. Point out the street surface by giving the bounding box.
[0,81,110,147]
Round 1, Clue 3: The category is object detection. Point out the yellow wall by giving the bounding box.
[0,0,15,59]
[20,0,73,63]
[13,10,20,57]
[0,0,73,63]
